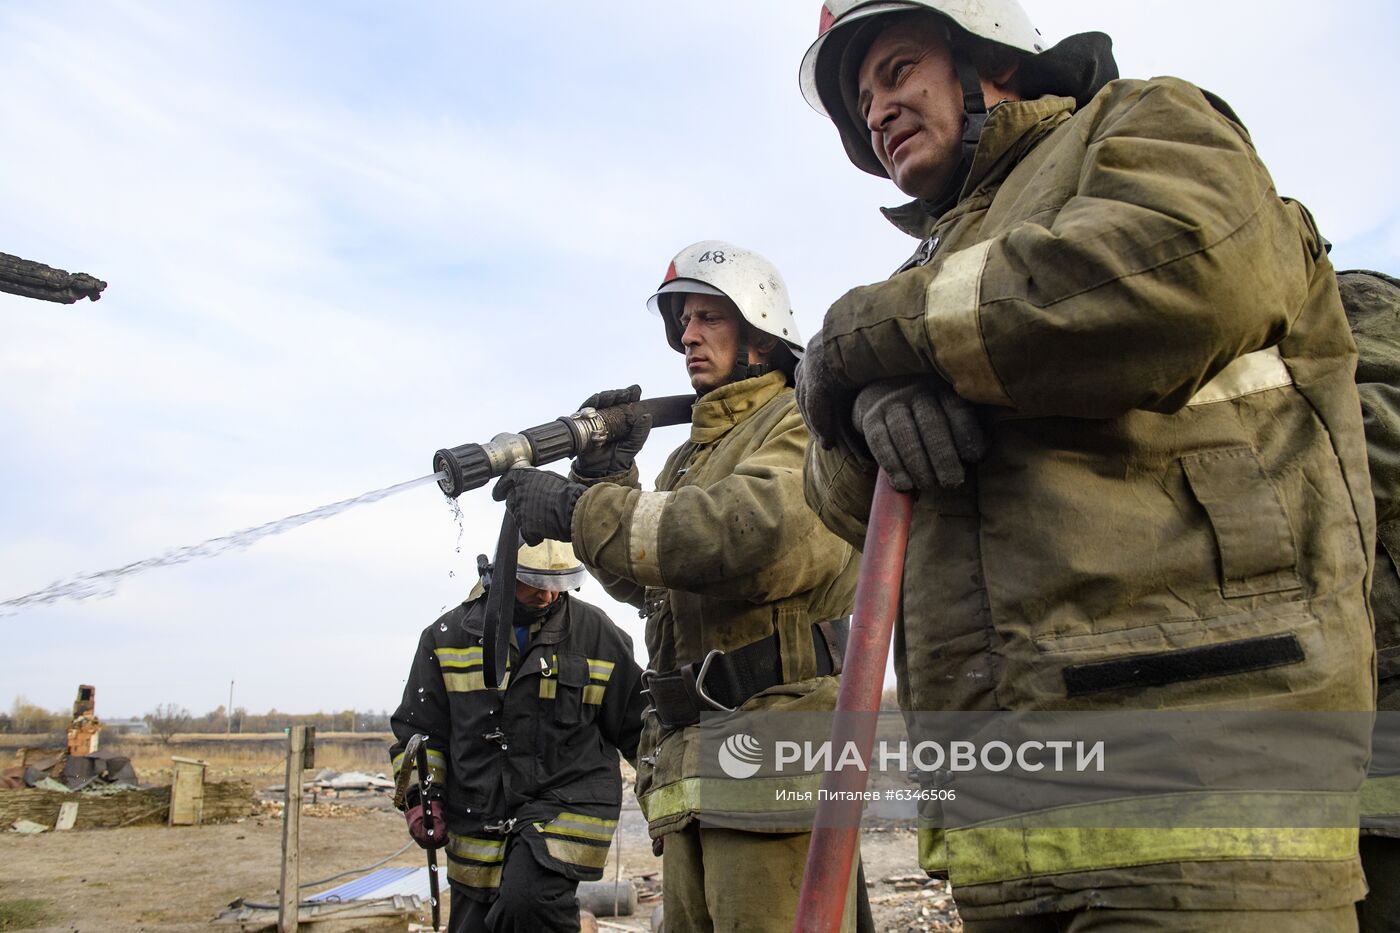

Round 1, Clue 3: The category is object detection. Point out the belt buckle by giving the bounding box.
[695,649,736,713]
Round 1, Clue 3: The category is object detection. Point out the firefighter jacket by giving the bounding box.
[570,371,859,836]
[1342,270,1400,839]
[389,592,646,895]
[805,79,1376,916]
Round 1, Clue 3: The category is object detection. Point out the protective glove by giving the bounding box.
[492,468,585,545]
[404,788,447,850]
[853,377,987,492]
[573,385,653,479]
[794,329,857,451]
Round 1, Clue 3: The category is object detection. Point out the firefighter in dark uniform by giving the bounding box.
[390,539,647,933]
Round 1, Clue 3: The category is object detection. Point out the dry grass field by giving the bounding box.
[2,731,395,785]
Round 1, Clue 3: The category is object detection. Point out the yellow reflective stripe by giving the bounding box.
[1187,347,1293,406]
[447,833,506,862]
[391,747,447,785]
[627,491,671,586]
[434,646,483,669]
[921,239,1011,407]
[1361,774,1400,818]
[583,684,606,705]
[422,748,447,784]
[638,774,822,822]
[444,671,508,692]
[539,679,557,699]
[542,812,617,842]
[445,833,507,888]
[446,859,502,888]
[543,835,610,870]
[917,793,1362,887]
[920,825,1359,887]
[587,659,615,681]
[443,671,485,692]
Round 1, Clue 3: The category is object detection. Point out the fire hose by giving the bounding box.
[432,394,696,499]
[794,472,912,932]
[433,393,696,686]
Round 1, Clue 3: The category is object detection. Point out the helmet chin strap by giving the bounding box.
[921,45,990,219]
[725,327,774,385]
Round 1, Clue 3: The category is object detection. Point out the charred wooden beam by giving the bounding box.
[0,251,106,304]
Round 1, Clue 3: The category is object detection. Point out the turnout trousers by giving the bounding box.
[661,824,861,933]
[449,834,580,933]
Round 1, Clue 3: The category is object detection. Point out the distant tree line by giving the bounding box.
[1,695,392,738]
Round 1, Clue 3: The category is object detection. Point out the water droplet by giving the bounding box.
[448,570,455,578]
[439,623,447,631]
[417,687,425,693]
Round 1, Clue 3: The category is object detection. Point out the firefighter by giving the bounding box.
[794,2,1375,929]
[389,539,646,933]
[492,241,863,931]
[1340,270,1400,933]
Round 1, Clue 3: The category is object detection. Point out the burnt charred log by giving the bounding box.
[0,251,106,304]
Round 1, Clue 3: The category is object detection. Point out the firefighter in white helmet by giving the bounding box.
[389,539,647,933]
[795,1,1375,931]
[493,241,865,931]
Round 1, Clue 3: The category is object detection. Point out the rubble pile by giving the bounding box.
[871,874,961,933]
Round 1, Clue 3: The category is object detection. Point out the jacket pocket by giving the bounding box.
[552,653,589,726]
[1180,447,1302,597]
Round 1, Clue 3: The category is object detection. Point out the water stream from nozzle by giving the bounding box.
[0,471,447,617]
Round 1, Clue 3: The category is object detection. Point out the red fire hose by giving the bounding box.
[794,471,912,931]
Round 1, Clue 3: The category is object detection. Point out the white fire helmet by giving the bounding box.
[515,539,586,592]
[646,240,805,360]
[798,0,1045,177]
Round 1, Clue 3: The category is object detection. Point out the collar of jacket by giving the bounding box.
[881,94,1078,240]
[689,370,788,445]
[461,592,571,645]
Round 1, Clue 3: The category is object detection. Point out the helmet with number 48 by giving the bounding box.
[646,240,805,361]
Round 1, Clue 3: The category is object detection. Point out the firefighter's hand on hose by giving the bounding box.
[795,330,857,450]
[493,468,585,545]
[574,385,653,479]
[854,377,987,492]
[404,789,447,850]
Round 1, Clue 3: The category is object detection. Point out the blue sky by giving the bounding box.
[2,1,1396,719]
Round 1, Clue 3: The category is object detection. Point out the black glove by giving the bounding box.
[794,329,857,450]
[853,377,987,492]
[492,468,585,545]
[573,385,653,478]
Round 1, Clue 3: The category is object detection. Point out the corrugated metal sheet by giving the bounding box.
[306,865,432,903]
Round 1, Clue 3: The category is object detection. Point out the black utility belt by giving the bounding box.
[642,619,849,730]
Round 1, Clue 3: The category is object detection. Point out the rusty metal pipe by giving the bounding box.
[794,471,912,932]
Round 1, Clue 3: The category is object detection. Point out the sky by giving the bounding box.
[2,1,1396,720]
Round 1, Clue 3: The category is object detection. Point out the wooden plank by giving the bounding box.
[54,801,78,830]
[279,726,310,933]
[170,763,197,825]
[0,782,253,829]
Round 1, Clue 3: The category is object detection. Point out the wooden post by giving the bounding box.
[278,725,314,933]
